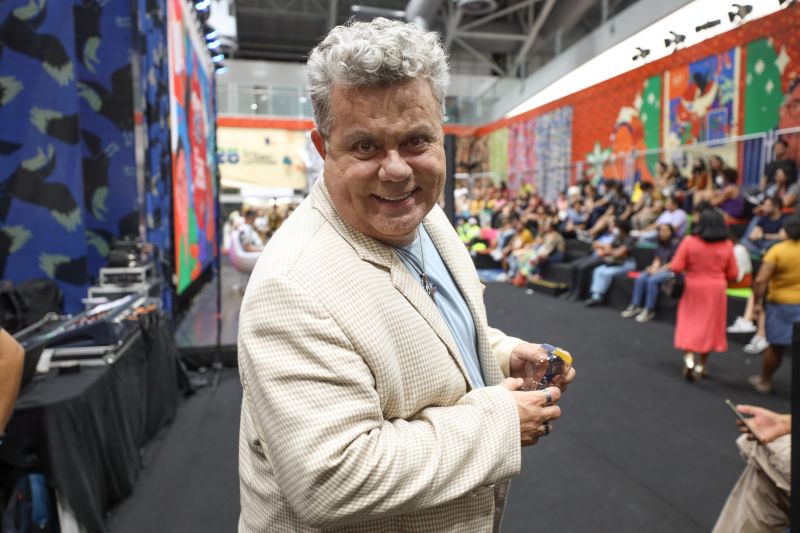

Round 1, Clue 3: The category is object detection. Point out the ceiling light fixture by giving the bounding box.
[695,19,722,32]
[728,3,753,22]
[632,47,650,61]
[664,31,686,48]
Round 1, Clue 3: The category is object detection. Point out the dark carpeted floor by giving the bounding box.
[107,283,791,532]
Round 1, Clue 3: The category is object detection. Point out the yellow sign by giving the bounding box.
[217,127,309,189]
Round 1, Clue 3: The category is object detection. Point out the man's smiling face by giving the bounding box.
[313,78,446,247]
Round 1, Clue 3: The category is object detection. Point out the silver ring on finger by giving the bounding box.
[542,389,553,405]
[543,421,551,436]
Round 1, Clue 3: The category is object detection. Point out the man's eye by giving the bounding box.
[405,136,428,149]
[355,141,375,153]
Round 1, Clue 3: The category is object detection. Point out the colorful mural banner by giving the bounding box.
[569,74,662,186]
[217,126,309,190]
[507,117,535,190]
[533,106,572,202]
[744,31,800,164]
[455,135,489,176]
[487,128,509,184]
[664,48,739,148]
[168,0,217,294]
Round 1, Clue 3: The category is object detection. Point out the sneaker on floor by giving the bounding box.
[576,230,593,243]
[727,316,757,334]
[635,309,655,323]
[584,296,602,307]
[620,305,641,318]
[743,335,768,354]
[748,375,772,394]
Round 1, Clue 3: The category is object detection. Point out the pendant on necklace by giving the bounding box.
[420,273,437,299]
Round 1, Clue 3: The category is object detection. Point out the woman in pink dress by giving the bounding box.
[671,207,739,380]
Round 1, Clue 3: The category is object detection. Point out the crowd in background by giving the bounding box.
[454,139,800,393]
[224,203,297,254]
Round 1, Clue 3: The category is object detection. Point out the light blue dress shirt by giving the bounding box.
[393,225,485,388]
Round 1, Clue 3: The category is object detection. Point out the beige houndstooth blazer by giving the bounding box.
[238,178,526,532]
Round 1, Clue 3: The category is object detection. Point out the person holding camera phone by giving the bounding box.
[712,404,791,532]
[237,18,576,532]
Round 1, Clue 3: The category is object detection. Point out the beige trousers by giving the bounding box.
[712,434,791,533]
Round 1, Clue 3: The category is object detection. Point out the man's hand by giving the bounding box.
[736,405,791,444]
[749,226,764,241]
[499,378,562,446]
[508,342,576,391]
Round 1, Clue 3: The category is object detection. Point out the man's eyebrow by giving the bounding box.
[338,131,378,145]
[403,126,438,138]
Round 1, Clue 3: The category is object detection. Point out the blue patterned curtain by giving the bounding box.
[0,0,89,313]
[0,0,178,314]
[136,0,174,313]
[75,0,139,277]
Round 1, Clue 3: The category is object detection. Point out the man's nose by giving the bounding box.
[378,149,412,182]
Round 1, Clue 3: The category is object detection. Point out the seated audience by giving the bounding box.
[764,168,799,209]
[239,209,265,252]
[512,216,566,286]
[707,168,746,220]
[562,195,589,235]
[761,139,797,191]
[740,196,786,256]
[631,193,688,240]
[621,223,680,322]
[585,219,636,306]
[579,181,628,242]
[627,182,664,230]
[708,154,727,187]
[684,158,712,211]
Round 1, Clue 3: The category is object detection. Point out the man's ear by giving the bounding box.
[311,129,326,159]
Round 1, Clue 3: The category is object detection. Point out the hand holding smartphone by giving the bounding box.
[724,399,762,444]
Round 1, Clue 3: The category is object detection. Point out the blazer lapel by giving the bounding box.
[311,179,472,386]
[389,258,472,386]
[424,211,503,386]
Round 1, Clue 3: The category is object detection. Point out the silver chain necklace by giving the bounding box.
[418,229,437,300]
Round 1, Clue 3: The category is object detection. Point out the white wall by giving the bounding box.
[488,0,693,119]
[220,59,307,88]
[218,58,498,99]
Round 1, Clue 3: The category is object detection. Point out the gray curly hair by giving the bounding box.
[306,18,450,139]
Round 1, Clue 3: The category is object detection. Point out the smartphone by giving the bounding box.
[724,399,761,443]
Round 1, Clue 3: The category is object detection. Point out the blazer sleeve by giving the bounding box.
[486,326,524,377]
[239,276,521,528]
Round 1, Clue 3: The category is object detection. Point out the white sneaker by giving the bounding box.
[635,309,655,323]
[748,375,772,394]
[743,335,768,354]
[620,305,641,318]
[727,316,756,334]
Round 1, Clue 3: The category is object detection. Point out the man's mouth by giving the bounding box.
[373,189,417,203]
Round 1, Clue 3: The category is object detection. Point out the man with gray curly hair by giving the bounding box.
[238,17,574,532]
